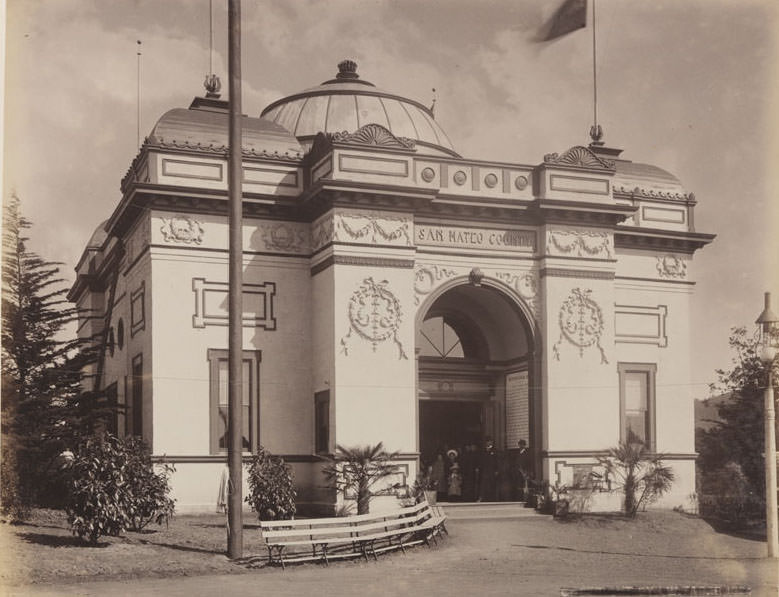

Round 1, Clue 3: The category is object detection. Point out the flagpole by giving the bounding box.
[227,0,244,560]
[592,0,597,132]
[589,0,603,145]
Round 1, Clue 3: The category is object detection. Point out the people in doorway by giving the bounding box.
[431,452,447,501]
[478,438,498,502]
[446,449,462,500]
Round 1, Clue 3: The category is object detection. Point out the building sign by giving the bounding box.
[506,370,529,446]
[416,224,536,253]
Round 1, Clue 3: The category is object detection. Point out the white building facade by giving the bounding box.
[69,61,714,513]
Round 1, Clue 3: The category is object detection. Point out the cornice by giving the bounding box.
[614,226,715,254]
[540,267,614,280]
[613,185,694,203]
[121,142,303,192]
[530,199,636,226]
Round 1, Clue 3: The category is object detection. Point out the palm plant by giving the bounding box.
[598,434,675,517]
[321,443,400,514]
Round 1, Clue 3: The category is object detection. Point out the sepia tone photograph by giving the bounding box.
[2,0,779,594]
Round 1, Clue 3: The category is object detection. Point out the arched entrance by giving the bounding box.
[416,279,537,502]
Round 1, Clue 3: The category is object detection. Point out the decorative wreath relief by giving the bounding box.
[552,288,608,364]
[160,216,204,245]
[340,277,408,360]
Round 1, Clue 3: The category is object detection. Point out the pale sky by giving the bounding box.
[3,0,778,396]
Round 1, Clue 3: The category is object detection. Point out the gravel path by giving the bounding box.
[3,510,778,596]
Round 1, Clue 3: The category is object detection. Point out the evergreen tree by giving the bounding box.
[1,195,85,514]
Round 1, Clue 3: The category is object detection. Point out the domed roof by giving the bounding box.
[260,60,458,157]
[87,220,109,249]
[148,96,304,159]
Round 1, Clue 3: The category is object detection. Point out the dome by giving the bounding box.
[260,60,458,157]
[87,220,108,249]
[148,96,304,159]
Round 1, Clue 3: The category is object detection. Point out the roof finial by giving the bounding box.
[589,123,604,147]
[430,88,437,117]
[204,73,222,98]
[337,59,359,80]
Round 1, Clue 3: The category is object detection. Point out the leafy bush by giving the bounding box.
[246,446,296,521]
[122,436,175,531]
[698,461,764,528]
[66,434,176,544]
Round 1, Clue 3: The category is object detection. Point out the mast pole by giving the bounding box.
[227,0,243,560]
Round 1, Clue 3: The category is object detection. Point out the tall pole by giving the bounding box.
[591,0,597,132]
[227,0,243,560]
[765,367,778,558]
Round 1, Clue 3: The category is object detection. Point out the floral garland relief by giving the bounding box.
[547,230,612,259]
[340,277,408,360]
[337,213,411,246]
[552,288,608,364]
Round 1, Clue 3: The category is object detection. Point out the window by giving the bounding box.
[131,282,145,337]
[314,390,330,454]
[419,316,465,358]
[618,362,656,450]
[104,382,118,436]
[208,349,261,454]
[127,354,143,438]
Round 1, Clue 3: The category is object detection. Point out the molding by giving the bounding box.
[130,281,145,337]
[192,278,276,329]
[615,275,695,286]
[614,227,715,254]
[150,454,323,464]
[330,123,416,150]
[615,304,668,347]
[613,184,693,203]
[542,450,696,460]
[543,146,616,171]
[312,255,414,276]
[541,268,614,280]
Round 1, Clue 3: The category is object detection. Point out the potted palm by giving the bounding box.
[412,467,439,505]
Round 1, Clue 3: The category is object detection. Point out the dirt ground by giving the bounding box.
[2,509,778,596]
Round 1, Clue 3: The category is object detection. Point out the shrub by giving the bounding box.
[597,435,675,517]
[66,434,176,544]
[122,436,175,531]
[321,443,400,515]
[246,446,296,521]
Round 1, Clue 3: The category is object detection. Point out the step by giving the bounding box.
[435,501,544,519]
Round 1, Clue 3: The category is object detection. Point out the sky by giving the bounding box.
[2,0,778,397]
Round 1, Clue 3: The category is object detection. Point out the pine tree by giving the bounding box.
[1,195,84,515]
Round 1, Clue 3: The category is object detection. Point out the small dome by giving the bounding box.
[613,159,687,196]
[88,220,109,249]
[261,60,458,157]
[148,97,304,159]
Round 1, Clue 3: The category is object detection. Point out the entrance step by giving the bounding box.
[436,501,543,520]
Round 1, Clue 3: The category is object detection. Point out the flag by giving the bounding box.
[541,0,587,41]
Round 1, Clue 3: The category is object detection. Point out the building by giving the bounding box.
[68,60,714,513]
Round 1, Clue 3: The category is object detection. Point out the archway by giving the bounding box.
[416,280,537,502]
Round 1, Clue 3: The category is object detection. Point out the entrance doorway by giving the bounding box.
[419,400,482,463]
[416,281,536,502]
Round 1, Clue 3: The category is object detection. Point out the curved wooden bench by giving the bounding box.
[259,500,447,568]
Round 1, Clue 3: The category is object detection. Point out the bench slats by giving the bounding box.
[258,500,447,568]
